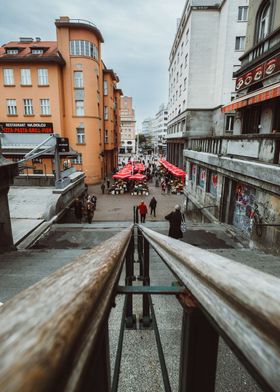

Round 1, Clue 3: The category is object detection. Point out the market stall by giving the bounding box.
[129,173,149,196]
[159,159,186,194]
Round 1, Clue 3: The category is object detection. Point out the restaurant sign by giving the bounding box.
[0,122,53,133]
[235,53,280,91]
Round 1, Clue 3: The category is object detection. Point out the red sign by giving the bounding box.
[236,53,280,91]
[0,122,53,133]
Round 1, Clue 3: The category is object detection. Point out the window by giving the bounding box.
[105,129,108,143]
[179,85,182,96]
[185,29,189,45]
[6,49,18,54]
[75,100,84,116]
[70,40,98,60]
[180,64,183,76]
[185,54,188,68]
[32,49,43,54]
[23,99,33,115]
[74,71,83,88]
[238,6,248,21]
[6,99,17,115]
[21,69,31,85]
[38,69,48,85]
[40,99,50,115]
[72,153,83,164]
[235,36,245,51]
[104,80,108,95]
[104,106,108,120]
[184,77,187,90]
[257,1,271,42]
[3,68,14,85]
[176,72,179,82]
[225,115,234,131]
[76,125,85,144]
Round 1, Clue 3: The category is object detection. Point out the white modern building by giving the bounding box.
[166,0,248,167]
[120,96,136,154]
[141,117,154,138]
[152,104,168,154]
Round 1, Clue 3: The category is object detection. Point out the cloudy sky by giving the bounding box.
[0,0,185,127]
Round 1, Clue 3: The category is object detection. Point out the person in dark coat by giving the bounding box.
[74,198,83,223]
[101,183,105,194]
[165,205,183,239]
[149,196,157,217]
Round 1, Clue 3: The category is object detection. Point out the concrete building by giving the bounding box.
[141,117,154,138]
[184,0,280,254]
[0,17,122,184]
[166,0,248,168]
[120,96,136,154]
[152,104,168,154]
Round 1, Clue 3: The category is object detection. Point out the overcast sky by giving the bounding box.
[0,0,185,127]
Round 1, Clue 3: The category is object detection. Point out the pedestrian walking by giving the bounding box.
[165,205,183,239]
[101,183,105,194]
[85,196,95,224]
[138,200,148,223]
[167,182,171,194]
[149,196,157,217]
[90,194,97,210]
[74,198,83,223]
[161,181,166,194]
[106,178,110,189]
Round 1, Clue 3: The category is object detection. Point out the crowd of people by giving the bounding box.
[73,191,97,224]
[71,155,186,239]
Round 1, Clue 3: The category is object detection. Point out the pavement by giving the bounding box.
[8,186,60,245]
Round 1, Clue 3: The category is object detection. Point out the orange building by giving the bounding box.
[0,17,122,184]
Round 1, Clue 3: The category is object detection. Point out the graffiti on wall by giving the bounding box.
[233,183,256,236]
[198,167,206,188]
[209,172,218,197]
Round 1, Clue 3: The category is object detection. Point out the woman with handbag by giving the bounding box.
[165,205,185,239]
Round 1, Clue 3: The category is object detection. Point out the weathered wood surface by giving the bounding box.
[139,225,280,392]
[0,226,133,392]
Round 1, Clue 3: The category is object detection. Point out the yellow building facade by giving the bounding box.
[0,17,122,184]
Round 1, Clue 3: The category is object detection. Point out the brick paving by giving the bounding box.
[88,178,185,222]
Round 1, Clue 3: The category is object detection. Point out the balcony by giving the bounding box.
[185,134,280,165]
[238,26,280,70]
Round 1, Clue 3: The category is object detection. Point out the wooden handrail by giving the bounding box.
[0,226,133,392]
[138,225,280,392]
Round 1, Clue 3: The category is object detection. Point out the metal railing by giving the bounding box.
[0,221,280,391]
[239,26,280,67]
[186,133,280,164]
[0,226,133,392]
[135,224,280,392]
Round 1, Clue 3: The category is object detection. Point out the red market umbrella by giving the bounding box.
[113,173,130,179]
[129,173,146,181]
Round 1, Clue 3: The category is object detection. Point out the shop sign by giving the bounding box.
[235,53,280,91]
[57,137,69,153]
[0,122,53,134]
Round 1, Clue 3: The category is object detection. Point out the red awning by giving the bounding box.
[222,83,280,113]
[129,173,146,181]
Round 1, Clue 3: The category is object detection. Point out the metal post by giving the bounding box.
[54,141,61,188]
[125,236,136,329]
[141,237,152,328]
[179,306,219,392]
[85,321,111,392]
[137,227,143,279]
